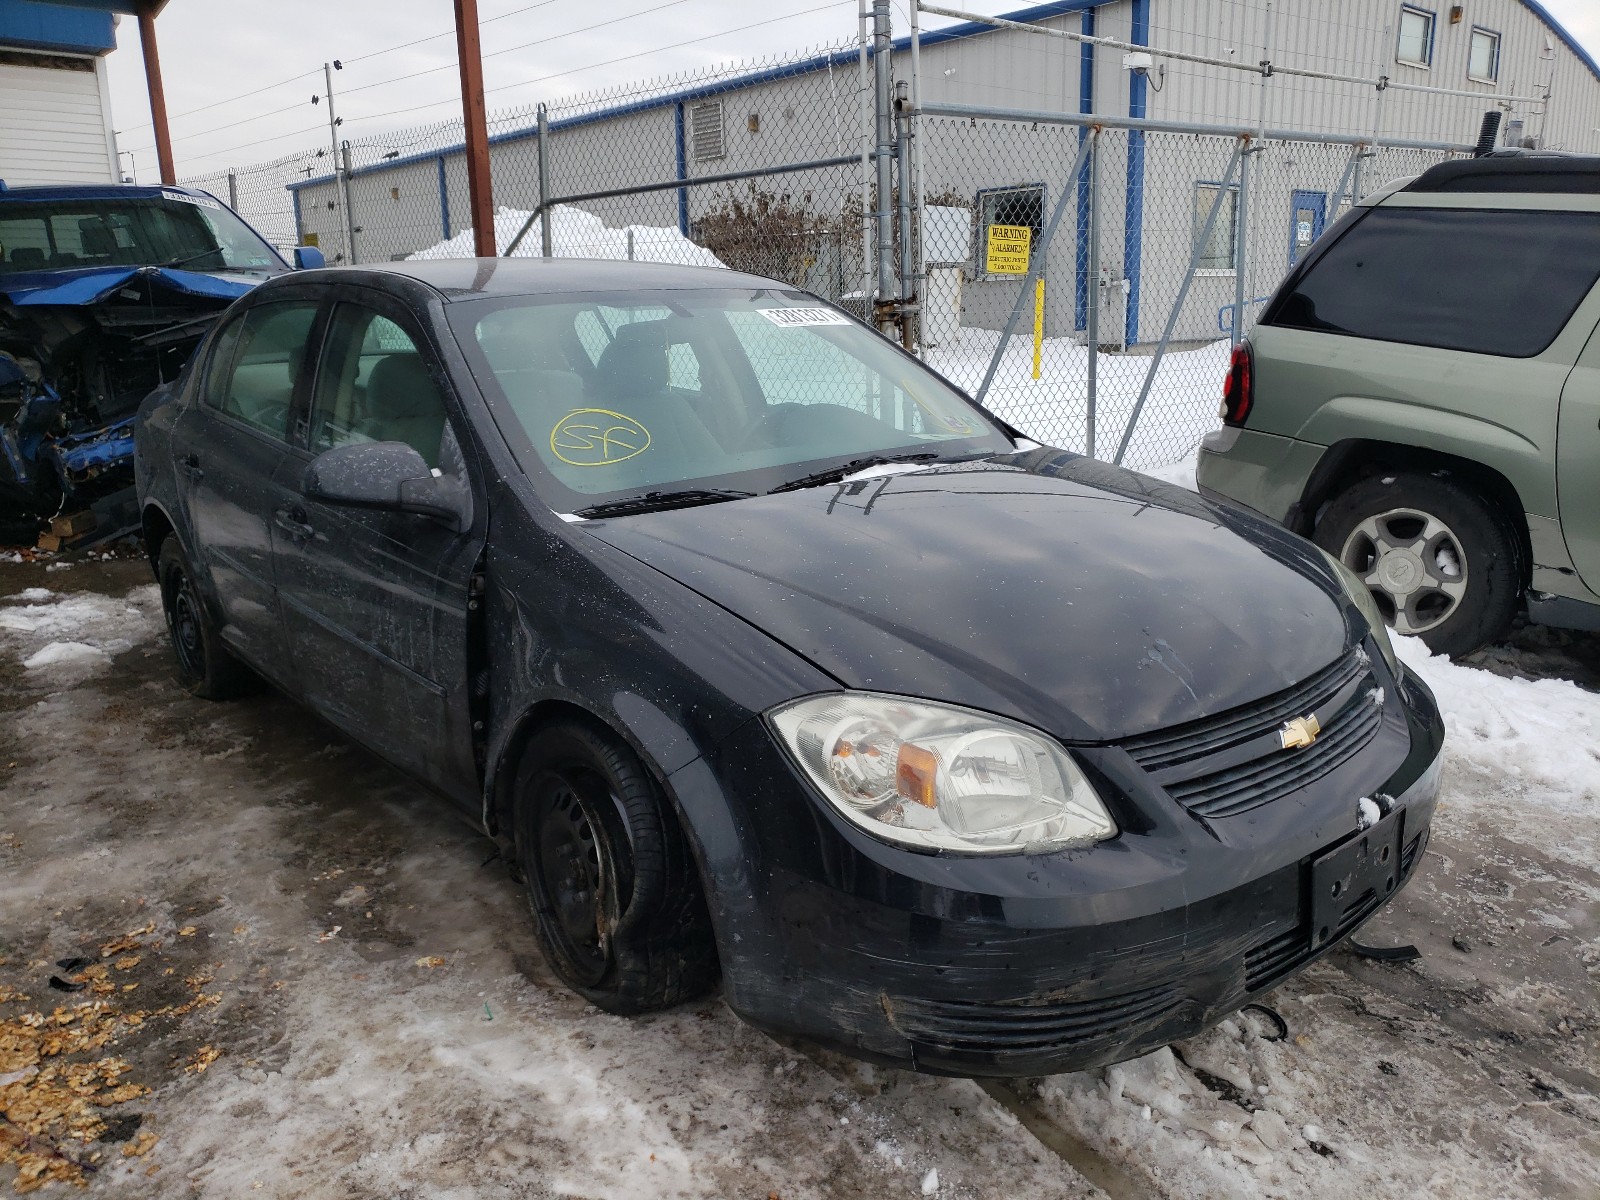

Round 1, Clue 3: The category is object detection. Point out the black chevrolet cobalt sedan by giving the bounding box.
[135,258,1443,1076]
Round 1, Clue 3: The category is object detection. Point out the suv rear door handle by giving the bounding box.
[274,507,314,541]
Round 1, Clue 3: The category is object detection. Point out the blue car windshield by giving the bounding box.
[450,288,1012,510]
[0,192,283,275]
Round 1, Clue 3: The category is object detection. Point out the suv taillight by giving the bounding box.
[1220,340,1254,427]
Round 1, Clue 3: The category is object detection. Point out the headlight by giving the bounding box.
[767,692,1117,855]
[1321,548,1401,676]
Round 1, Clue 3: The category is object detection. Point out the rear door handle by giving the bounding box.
[181,452,204,481]
[274,507,314,541]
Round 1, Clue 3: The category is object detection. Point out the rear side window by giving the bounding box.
[202,301,318,438]
[1267,207,1600,358]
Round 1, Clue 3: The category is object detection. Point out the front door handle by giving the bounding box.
[274,507,314,541]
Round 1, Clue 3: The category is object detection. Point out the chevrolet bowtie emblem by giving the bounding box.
[1280,714,1322,750]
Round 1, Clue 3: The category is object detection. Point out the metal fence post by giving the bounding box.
[341,141,359,265]
[1232,145,1250,346]
[1085,127,1100,459]
[872,0,898,336]
[226,170,239,212]
[895,80,915,350]
[537,102,553,258]
[1114,136,1245,465]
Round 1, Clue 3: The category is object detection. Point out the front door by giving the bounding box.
[171,299,320,687]
[1558,323,1600,593]
[273,294,485,804]
[1289,190,1327,267]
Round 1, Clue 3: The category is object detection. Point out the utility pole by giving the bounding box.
[455,0,496,258]
[319,61,354,263]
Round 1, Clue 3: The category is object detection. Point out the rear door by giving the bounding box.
[272,291,486,804]
[170,298,320,686]
[1558,321,1600,592]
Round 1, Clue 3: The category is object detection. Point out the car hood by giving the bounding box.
[584,449,1354,743]
[0,264,264,307]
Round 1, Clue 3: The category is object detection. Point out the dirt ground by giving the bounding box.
[1,554,1597,1199]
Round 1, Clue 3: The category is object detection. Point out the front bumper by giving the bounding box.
[674,664,1444,1077]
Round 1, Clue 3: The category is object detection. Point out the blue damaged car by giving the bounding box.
[0,181,322,538]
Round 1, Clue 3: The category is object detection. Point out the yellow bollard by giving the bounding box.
[1032,276,1045,380]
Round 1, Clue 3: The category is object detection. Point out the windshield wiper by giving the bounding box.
[767,452,942,495]
[572,488,755,520]
[162,247,224,270]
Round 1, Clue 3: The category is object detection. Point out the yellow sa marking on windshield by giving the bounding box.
[550,408,652,467]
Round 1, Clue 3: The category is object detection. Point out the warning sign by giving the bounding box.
[985,224,1032,275]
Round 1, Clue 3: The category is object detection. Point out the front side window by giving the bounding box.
[1193,183,1239,271]
[1267,207,1600,358]
[452,289,1011,512]
[1397,6,1434,67]
[1468,28,1500,82]
[0,193,282,275]
[308,305,451,468]
[203,301,318,438]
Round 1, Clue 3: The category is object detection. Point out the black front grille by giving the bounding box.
[887,983,1185,1054]
[1119,649,1382,821]
[1122,650,1367,772]
[1168,700,1382,819]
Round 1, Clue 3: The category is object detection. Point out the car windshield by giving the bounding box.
[450,287,1013,512]
[0,192,284,276]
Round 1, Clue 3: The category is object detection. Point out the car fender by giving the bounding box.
[1297,395,1556,518]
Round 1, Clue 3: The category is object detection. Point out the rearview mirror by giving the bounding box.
[303,442,470,531]
[293,245,326,270]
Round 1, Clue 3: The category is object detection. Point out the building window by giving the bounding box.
[1396,5,1434,68]
[974,184,1043,278]
[1468,27,1500,82]
[689,100,725,162]
[1192,182,1238,271]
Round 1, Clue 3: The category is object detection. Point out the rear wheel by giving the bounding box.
[514,720,718,1013]
[1313,472,1520,658]
[157,539,255,699]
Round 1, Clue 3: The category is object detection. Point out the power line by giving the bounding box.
[342,0,564,65]
[344,0,850,127]
[340,0,699,98]
[116,69,320,137]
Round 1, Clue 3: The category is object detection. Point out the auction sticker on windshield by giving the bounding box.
[756,307,853,328]
[161,190,222,210]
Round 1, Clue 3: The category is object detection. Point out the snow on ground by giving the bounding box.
[0,584,161,679]
[407,204,726,269]
[925,331,1228,472]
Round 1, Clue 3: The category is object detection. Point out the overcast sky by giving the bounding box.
[103,0,1600,180]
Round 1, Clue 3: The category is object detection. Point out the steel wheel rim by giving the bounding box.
[169,570,207,678]
[1339,507,1469,636]
[535,772,621,987]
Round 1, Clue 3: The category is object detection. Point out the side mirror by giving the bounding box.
[303,441,470,531]
[293,245,326,270]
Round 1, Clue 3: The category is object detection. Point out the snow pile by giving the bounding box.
[407,204,725,269]
[1,584,161,675]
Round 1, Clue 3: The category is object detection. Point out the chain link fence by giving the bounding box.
[181,30,1468,474]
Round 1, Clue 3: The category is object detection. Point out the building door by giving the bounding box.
[1289,190,1327,267]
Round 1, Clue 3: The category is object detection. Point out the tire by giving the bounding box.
[1312,471,1521,658]
[156,538,256,699]
[514,720,719,1014]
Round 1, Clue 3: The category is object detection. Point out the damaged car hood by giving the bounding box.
[0,264,256,308]
[584,451,1355,742]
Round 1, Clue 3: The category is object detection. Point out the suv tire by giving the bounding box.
[514,720,719,1014]
[1313,472,1521,658]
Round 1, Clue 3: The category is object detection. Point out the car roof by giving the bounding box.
[1406,151,1600,195]
[0,181,220,203]
[319,257,790,301]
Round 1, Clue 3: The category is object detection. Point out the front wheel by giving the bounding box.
[1312,472,1521,658]
[514,720,718,1014]
[156,538,256,699]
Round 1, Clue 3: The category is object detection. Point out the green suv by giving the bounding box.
[1196,152,1600,657]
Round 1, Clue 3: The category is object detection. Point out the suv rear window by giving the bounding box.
[1266,206,1600,358]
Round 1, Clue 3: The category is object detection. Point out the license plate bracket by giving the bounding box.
[1310,808,1405,949]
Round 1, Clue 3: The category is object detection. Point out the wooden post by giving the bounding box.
[138,6,175,185]
[454,0,494,257]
